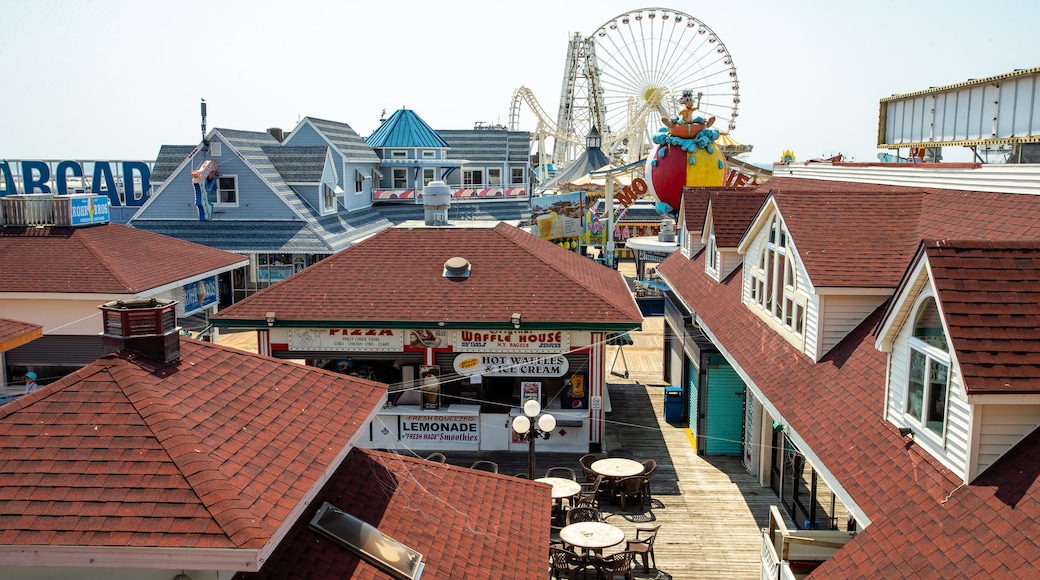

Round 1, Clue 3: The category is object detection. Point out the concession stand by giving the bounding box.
[210,222,643,453]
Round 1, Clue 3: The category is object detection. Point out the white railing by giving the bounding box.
[1,194,108,227]
[762,505,856,579]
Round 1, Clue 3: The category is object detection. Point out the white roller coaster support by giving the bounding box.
[509,87,585,153]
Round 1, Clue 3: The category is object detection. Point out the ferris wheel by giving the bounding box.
[590,7,741,163]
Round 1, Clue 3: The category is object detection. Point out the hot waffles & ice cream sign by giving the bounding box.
[455,330,567,352]
[288,328,404,351]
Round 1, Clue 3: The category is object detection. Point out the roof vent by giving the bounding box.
[99,298,181,363]
[443,256,471,279]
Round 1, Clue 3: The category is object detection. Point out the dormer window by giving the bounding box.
[706,222,719,277]
[905,295,950,437]
[750,216,805,335]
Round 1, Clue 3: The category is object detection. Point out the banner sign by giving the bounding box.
[455,330,568,352]
[69,195,111,225]
[288,328,404,351]
[182,276,218,314]
[453,353,569,377]
[400,414,479,443]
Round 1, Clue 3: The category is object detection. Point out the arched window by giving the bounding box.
[905,296,950,436]
[750,216,805,335]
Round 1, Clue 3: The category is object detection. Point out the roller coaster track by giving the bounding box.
[509,86,583,149]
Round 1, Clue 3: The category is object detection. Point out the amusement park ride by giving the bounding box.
[508,7,750,172]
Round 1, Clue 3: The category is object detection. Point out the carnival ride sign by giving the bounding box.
[288,328,404,351]
[453,353,569,377]
[455,330,568,352]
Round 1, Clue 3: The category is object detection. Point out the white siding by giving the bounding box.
[888,311,971,480]
[720,249,741,280]
[817,294,889,355]
[973,404,1040,479]
[804,293,822,361]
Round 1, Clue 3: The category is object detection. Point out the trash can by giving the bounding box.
[664,386,683,424]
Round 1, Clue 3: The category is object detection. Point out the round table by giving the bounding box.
[559,521,625,554]
[537,477,582,524]
[590,458,644,478]
[536,477,582,501]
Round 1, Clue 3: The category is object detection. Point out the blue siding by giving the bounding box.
[137,140,299,221]
[687,357,699,452]
[342,164,373,211]
[704,353,744,455]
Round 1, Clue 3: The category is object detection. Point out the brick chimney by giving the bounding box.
[99,298,181,363]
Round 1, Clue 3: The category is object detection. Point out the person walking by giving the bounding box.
[24,371,39,394]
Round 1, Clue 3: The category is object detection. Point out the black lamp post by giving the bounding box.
[512,399,557,479]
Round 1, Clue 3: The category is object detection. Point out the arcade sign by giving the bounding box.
[0,159,153,207]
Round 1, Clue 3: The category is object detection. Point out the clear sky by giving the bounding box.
[3,0,1038,165]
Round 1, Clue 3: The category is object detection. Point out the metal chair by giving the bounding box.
[625,524,660,573]
[424,452,446,463]
[595,550,636,580]
[545,466,577,481]
[469,460,499,473]
[616,476,647,511]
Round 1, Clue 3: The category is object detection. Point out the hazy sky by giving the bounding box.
[3,0,1038,165]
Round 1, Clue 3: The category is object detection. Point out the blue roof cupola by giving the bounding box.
[366,109,449,148]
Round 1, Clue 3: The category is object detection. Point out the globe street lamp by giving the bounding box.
[512,399,557,480]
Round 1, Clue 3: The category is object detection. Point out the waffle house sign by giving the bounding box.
[455,330,567,352]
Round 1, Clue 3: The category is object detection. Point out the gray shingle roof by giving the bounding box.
[373,199,531,224]
[438,129,531,163]
[262,146,328,182]
[151,145,196,184]
[305,117,380,163]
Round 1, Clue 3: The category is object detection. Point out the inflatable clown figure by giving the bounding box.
[645,89,727,215]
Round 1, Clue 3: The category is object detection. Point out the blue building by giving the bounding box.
[130,111,531,304]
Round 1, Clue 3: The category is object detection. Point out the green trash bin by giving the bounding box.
[664,386,683,424]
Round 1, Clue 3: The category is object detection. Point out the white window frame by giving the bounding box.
[321,183,337,215]
[422,168,435,186]
[706,222,719,277]
[463,169,483,186]
[749,216,805,335]
[354,170,364,194]
[488,168,502,186]
[391,150,407,159]
[511,167,524,185]
[422,150,436,159]
[903,294,951,440]
[215,174,238,207]
[393,168,407,189]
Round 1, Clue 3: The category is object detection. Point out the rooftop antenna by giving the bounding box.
[200,98,209,150]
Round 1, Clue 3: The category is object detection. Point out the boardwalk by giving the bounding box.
[437,315,776,579]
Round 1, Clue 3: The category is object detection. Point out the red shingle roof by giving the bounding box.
[759,177,1040,289]
[0,317,42,352]
[0,223,246,294]
[660,249,1040,577]
[709,190,769,247]
[213,223,642,329]
[0,338,385,558]
[235,448,551,580]
[925,241,1040,395]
